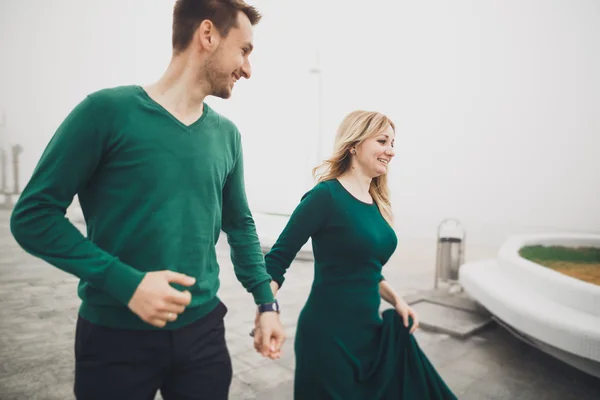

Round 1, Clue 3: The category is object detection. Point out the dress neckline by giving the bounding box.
[333,179,376,206]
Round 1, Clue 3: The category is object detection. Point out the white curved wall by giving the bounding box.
[498,234,600,317]
[460,259,600,364]
[460,233,600,370]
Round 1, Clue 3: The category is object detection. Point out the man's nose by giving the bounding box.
[241,60,252,79]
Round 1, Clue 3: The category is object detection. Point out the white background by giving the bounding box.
[1,0,598,246]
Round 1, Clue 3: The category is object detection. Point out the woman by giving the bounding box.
[263,110,457,399]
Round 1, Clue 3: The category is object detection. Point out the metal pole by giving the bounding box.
[0,111,6,196]
[12,144,22,194]
[309,50,323,166]
[435,241,441,289]
[0,148,6,195]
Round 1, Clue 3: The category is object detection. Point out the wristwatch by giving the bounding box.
[258,300,280,314]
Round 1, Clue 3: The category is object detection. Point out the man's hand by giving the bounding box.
[128,271,195,328]
[253,311,285,359]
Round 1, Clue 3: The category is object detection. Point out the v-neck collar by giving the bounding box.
[136,85,209,131]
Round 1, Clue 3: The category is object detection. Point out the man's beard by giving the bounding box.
[204,53,232,99]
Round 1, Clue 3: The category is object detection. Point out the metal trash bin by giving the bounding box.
[434,218,466,288]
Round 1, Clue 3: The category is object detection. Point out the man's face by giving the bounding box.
[205,12,254,99]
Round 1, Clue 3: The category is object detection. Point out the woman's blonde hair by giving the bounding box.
[313,110,396,226]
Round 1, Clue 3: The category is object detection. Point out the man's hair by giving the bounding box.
[172,0,262,53]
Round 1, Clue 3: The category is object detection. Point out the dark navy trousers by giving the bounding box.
[74,301,232,400]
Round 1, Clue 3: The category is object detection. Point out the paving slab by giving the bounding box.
[1,210,599,399]
[409,299,493,338]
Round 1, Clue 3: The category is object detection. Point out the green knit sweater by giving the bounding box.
[11,85,274,330]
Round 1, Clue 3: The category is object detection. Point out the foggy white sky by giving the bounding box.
[0,0,599,246]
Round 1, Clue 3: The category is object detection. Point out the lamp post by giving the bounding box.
[309,50,323,166]
[0,147,6,196]
[0,111,7,208]
[0,111,23,208]
[12,144,22,195]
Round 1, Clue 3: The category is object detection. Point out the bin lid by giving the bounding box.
[437,218,466,240]
[439,237,462,243]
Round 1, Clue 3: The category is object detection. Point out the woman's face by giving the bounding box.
[352,125,396,178]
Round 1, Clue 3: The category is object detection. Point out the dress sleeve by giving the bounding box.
[265,183,332,288]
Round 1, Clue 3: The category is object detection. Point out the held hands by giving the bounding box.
[252,280,285,359]
[395,297,419,334]
[127,271,195,328]
[253,310,286,360]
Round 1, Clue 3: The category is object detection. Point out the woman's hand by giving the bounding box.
[394,297,419,334]
[270,280,279,297]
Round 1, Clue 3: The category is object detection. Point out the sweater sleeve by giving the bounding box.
[265,182,332,288]
[10,95,145,305]
[221,138,275,305]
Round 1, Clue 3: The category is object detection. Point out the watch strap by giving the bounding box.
[258,300,280,314]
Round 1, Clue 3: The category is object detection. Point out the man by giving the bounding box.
[10,1,285,399]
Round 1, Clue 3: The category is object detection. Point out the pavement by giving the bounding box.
[1,209,599,399]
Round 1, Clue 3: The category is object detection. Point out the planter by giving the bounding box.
[459,233,600,379]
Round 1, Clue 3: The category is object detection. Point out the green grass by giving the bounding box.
[519,245,600,263]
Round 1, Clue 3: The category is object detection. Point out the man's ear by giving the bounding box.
[195,20,219,51]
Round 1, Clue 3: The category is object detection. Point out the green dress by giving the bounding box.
[266,179,457,400]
